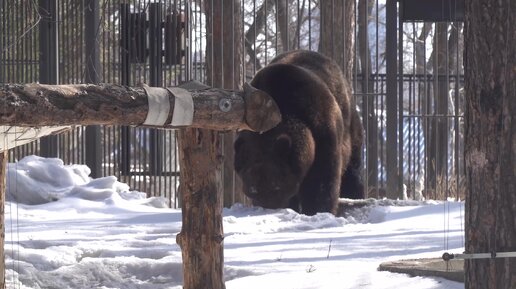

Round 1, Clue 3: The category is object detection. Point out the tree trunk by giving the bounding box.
[202,0,243,209]
[427,23,449,198]
[0,151,6,289]
[318,0,355,81]
[415,23,433,198]
[276,0,289,52]
[245,0,275,70]
[0,83,280,132]
[464,0,516,287]
[415,23,432,75]
[358,0,378,193]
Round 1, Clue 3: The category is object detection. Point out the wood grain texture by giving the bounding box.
[464,0,516,287]
[0,83,280,132]
[0,151,6,289]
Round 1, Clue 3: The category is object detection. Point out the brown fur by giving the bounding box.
[234,50,364,215]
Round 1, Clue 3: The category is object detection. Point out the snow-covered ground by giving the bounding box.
[5,156,465,289]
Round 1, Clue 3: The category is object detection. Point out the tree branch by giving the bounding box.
[244,0,275,69]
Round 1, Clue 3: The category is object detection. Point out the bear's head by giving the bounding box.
[234,118,315,209]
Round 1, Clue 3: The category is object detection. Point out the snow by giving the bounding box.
[5,156,464,289]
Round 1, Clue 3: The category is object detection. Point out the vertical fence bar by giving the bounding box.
[7,1,12,83]
[453,22,461,200]
[149,3,164,200]
[148,6,163,143]
[84,0,102,178]
[0,150,7,289]
[397,5,404,197]
[0,0,4,84]
[149,3,163,87]
[39,0,59,158]
[120,3,131,176]
[385,0,399,198]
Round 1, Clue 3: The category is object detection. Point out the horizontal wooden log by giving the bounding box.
[0,82,281,132]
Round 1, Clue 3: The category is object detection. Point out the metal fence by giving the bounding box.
[0,0,465,206]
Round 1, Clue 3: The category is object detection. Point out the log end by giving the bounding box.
[243,83,281,133]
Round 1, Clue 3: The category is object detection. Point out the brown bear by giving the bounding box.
[234,50,364,215]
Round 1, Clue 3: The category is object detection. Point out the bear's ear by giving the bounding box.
[274,133,292,154]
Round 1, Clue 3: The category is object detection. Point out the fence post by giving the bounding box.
[386,0,400,199]
[38,0,59,158]
[397,3,405,197]
[148,3,164,177]
[119,3,131,176]
[84,0,102,178]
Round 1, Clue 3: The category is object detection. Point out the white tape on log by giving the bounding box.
[167,87,194,126]
[143,86,171,126]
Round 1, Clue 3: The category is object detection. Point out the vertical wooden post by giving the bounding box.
[176,129,225,289]
[0,151,7,288]
[175,0,241,287]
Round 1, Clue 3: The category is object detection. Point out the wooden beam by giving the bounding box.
[0,82,281,133]
[176,128,225,289]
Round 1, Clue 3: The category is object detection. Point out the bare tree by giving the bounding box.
[0,151,5,289]
[357,0,379,193]
[318,0,354,81]
[424,23,449,197]
[244,0,275,70]
[464,0,516,287]
[418,21,462,199]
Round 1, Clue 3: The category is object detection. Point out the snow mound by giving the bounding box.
[6,155,167,208]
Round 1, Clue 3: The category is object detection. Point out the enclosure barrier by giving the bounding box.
[0,81,281,289]
[0,82,279,132]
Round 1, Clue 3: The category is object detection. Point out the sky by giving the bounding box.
[4,155,465,289]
